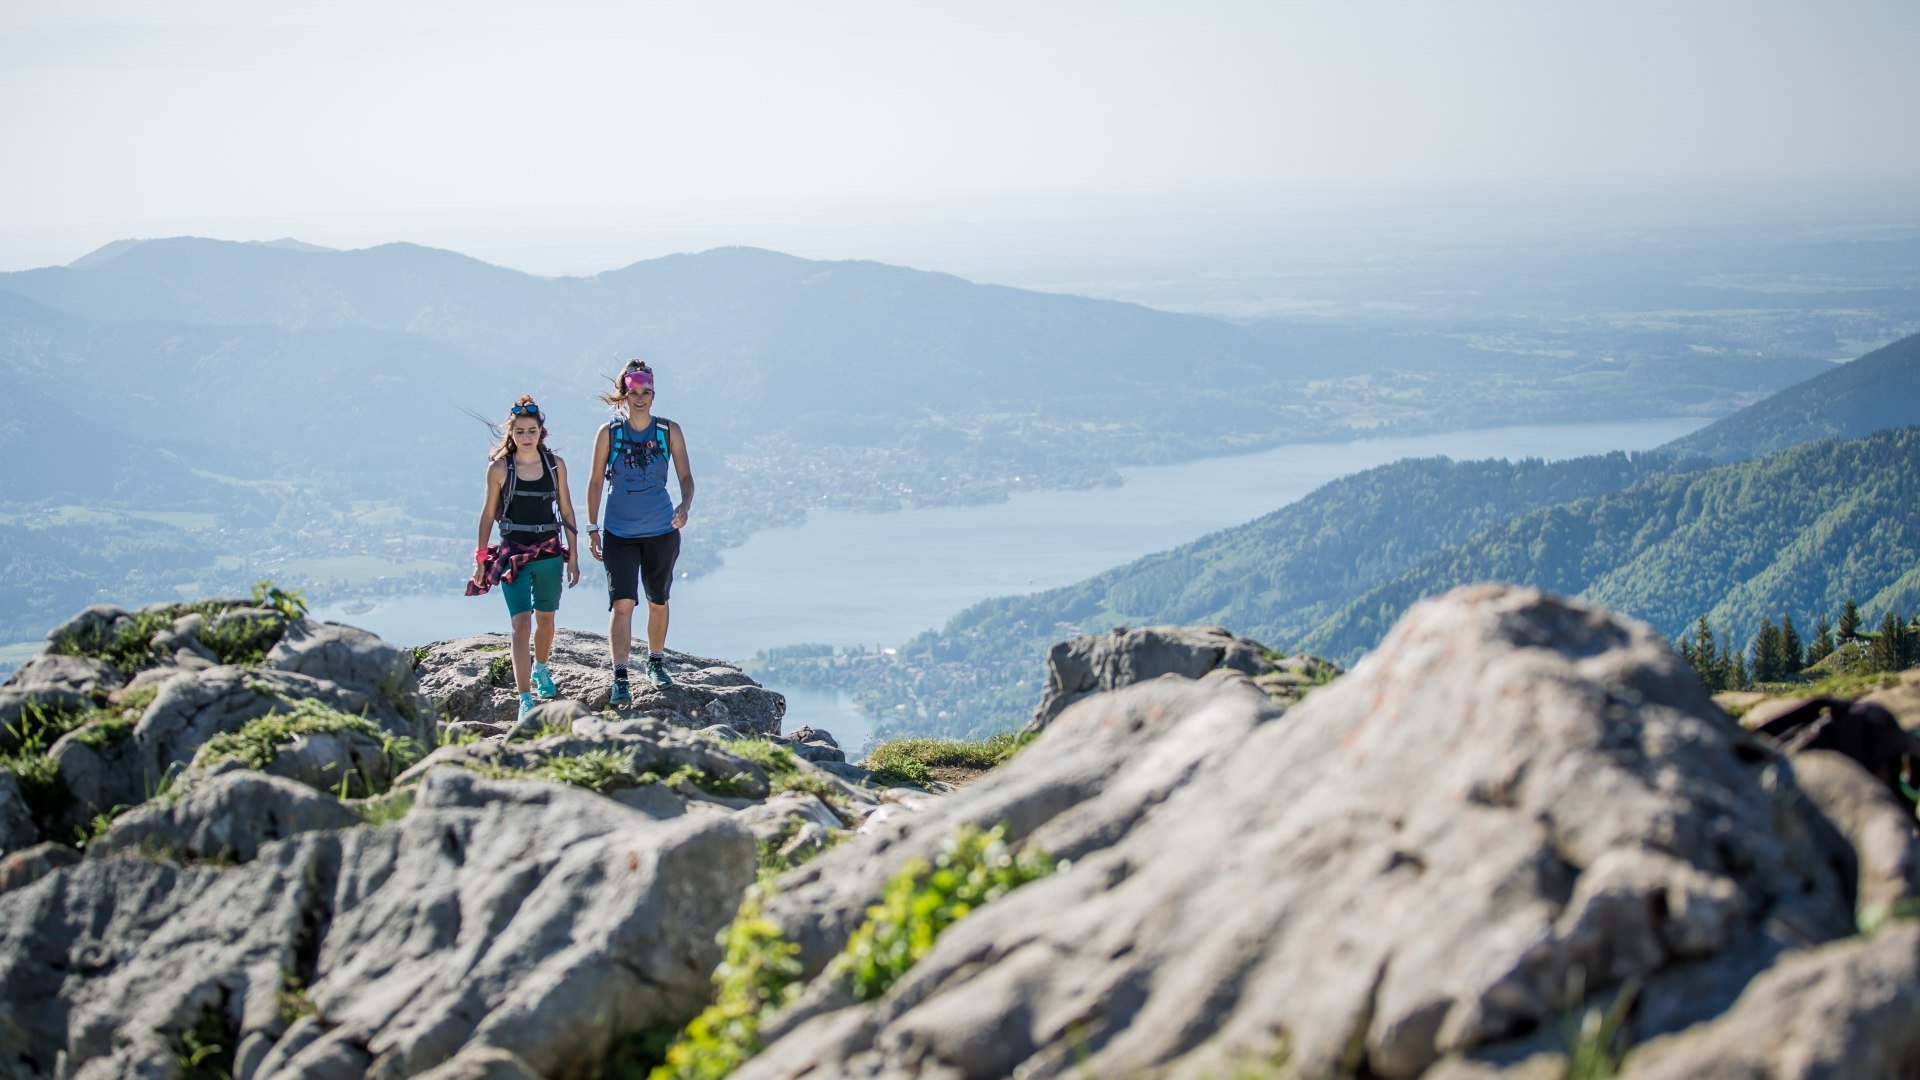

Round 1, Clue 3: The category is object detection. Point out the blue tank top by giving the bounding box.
[605,416,675,538]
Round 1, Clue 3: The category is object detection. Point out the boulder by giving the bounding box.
[0,842,79,896]
[0,654,120,749]
[739,586,1867,1080]
[0,770,36,856]
[417,628,786,735]
[1027,624,1323,733]
[0,768,757,1079]
[1863,667,1920,730]
[1621,921,1920,1078]
[267,619,432,717]
[1789,750,1920,928]
[90,771,361,864]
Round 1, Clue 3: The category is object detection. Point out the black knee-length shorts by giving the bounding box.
[603,529,680,608]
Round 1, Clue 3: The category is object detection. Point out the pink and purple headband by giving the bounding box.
[622,368,654,392]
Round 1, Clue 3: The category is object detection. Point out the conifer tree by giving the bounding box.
[1780,613,1805,678]
[1808,615,1835,666]
[1839,598,1862,642]
[1872,611,1904,672]
[1681,616,1718,690]
[1751,618,1782,683]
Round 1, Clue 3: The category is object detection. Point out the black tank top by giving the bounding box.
[501,456,559,535]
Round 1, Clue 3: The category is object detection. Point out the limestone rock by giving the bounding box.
[1621,921,1920,1078]
[90,771,361,864]
[0,770,35,857]
[742,586,1864,1080]
[0,654,120,748]
[1789,749,1920,928]
[267,618,432,716]
[416,628,785,736]
[1863,667,1920,730]
[0,842,78,896]
[1027,623,1324,733]
[0,768,756,1079]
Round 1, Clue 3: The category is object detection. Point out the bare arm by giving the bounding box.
[473,461,505,582]
[552,456,582,586]
[586,425,610,562]
[668,420,695,529]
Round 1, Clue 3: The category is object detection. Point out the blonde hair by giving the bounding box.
[489,394,552,462]
[598,358,654,409]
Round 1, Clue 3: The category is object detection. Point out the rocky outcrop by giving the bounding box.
[1026,623,1336,732]
[89,771,362,864]
[416,629,786,735]
[0,769,757,1079]
[738,586,1908,1079]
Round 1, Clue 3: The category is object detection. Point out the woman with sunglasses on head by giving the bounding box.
[467,395,582,721]
[587,359,694,703]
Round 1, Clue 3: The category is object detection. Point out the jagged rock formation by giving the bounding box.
[6,588,1920,1078]
[740,585,1920,1079]
[1027,623,1338,732]
[416,628,786,736]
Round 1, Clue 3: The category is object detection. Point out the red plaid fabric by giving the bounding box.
[465,535,569,596]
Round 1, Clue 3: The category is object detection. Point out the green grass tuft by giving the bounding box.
[860,732,1032,787]
[650,896,804,1080]
[487,655,514,687]
[199,614,286,667]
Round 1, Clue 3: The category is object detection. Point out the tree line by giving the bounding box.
[1676,597,1919,692]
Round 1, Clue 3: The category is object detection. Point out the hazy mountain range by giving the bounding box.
[0,235,1866,647]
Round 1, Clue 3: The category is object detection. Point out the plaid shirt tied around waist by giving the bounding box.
[465,535,569,596]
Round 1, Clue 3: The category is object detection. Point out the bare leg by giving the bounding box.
[510,612,533,692]
[646,601,670,656]
[533,610,556,664]
[609,599,637,668]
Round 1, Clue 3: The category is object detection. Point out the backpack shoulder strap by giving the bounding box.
[604,419,625,481]
[653,416,672,453]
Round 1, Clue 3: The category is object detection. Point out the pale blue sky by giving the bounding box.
[2,0,1916,274]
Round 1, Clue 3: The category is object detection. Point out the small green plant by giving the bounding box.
[410,644,433,669]
[652,822,1054,1079]
[487,655,514,687]
[0,752,69,839]
[53,607,179,672]
[834,822,1056,1000]
[250,579,309,621]
[175,1003,237,1080]
[543,749,640,792]
[436,725,484,748]
[276,974,317,1025]
[352,789,416,827]
[1561,978,1637,1080]
[651,897,804,1080]
[199,614,287,667]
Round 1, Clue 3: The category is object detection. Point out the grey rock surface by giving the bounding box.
[743,586,1869,1080]
[1027,623,1329,733]
[267,618,432,718]
[0,654,120,748]
[1789,749,1920,927]
[0,768,756,1079]
[0,770,35,857]
[417,628,786,735]
[90,771,362,864]
[0,842,79,896]
[1621,920,1920,1079]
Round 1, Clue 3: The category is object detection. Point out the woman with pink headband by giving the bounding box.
[586,358,695,704]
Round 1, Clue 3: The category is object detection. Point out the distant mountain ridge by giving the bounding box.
[1659,331,1920,462]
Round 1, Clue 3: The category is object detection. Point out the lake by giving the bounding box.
[316,416,1709,749]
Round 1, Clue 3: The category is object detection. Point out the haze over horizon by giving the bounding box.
[5,1,1918,280]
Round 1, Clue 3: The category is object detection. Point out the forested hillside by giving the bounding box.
[1305,427,1920,662]
[1661,330,1920,462]
[758,450,1698,738]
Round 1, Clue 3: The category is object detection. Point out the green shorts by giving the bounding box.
[501,554,563,617]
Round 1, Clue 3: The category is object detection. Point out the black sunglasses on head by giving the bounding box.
[510,402,540,416]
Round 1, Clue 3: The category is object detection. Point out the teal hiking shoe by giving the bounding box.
[517,692,538,721]
[644,657,675,689]
[531,661,558,700]
[608,677,632,707]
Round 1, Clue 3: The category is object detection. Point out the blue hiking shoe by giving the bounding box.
[531,661,558,700]
[608,677,632,707]
[644,657,675,689]
[517,692,538,721]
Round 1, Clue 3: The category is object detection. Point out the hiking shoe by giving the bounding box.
[644,657,675,689]
[608,678,632,707]
[517,693,538,721]
[531,662,558,700]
